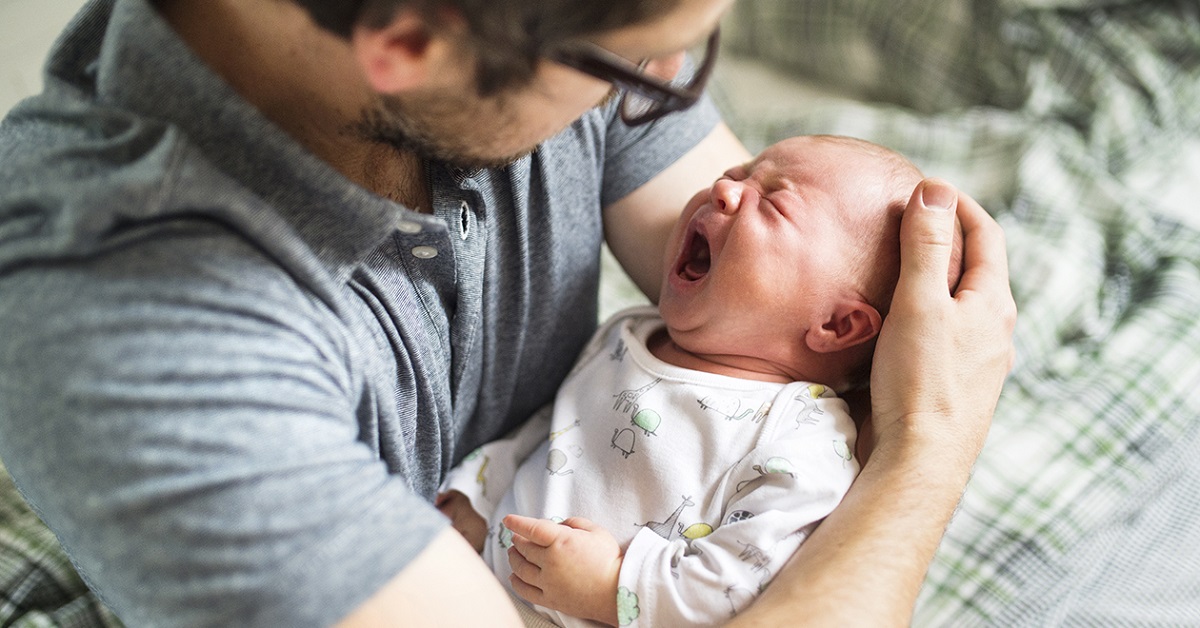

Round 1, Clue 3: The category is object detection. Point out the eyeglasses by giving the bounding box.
[548,27,721,126]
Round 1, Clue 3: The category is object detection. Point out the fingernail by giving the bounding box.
[921,181,957,212]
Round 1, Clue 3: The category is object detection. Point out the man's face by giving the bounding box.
[656,137,903,363]
[353,0,734,169]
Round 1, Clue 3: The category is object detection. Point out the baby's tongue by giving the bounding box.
[684,236,710,279]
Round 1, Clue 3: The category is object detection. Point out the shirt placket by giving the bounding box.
[429,164,487,427]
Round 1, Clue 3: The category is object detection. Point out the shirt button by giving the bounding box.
[459,201,470,240]
[411,245,439,259]
[396,220,423,234]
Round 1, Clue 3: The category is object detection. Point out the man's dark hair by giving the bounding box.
[290,0,681,96]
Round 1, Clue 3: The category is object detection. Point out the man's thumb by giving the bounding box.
[897,179,958,300]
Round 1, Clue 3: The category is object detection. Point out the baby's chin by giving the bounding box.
[654,292,691,332]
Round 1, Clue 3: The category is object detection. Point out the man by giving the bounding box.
[0,0,1015,625]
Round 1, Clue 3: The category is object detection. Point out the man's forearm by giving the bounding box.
[731,179,1014,626]
[338,528,524,627]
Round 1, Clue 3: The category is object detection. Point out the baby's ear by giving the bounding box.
[806,300,882,353]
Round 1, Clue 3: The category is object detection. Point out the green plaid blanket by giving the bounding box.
[3,0,1198,625]
[710,0,1200,625]
[0,462,119,627]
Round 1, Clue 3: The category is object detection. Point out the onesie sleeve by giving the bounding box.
[616,385,860,627]
[438,309,642,520]
[439,403,554,522]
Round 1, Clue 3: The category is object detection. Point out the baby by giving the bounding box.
[437,135,963,627]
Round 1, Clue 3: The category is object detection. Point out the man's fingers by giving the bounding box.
[503,514,560,546]
[953,189,1012,301]
[896,178,960,303]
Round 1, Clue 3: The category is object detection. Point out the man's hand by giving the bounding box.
[503,514,622,626]
[435,491,488,554]
[870,178,1016,472]
[727,179,1015,627]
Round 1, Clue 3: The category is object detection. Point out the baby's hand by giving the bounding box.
[504,514,622,626]
[435,491,487,553]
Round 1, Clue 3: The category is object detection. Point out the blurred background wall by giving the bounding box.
[0,0,86,115]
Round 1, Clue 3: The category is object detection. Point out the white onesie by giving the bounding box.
[442,306,860,627]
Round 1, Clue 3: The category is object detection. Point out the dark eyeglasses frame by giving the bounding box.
[548,28,721,126]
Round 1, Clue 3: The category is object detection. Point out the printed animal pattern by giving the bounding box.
[475,453,490,498]
[642,496,694,539]
[725,586,756,617]
[793,384,831,428]
[460,447,490,499]
[612,378,661,415]
[454,313,858,627]
[550,419,581,441]
[736,541,774,588]
[545,448,575,476]
[611,427,637,458]
[610,339,629,362]
[833,439,854,466]
[617,587,640,626]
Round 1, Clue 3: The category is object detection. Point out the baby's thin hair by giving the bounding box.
[806,136,922,315]
[803,135,964,390]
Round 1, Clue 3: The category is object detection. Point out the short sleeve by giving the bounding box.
[0,233,447,627]
[599,93,722,208]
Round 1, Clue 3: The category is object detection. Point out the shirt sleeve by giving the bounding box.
[0,234,447,627]
[616,387,860,627]
[599,92,723,208]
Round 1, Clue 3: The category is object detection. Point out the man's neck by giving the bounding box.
[153,0,430,212]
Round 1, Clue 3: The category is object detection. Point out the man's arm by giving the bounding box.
[603,123,751,300]
[338,528,524,627]
[343,116,750,628]
[728,180,1016,625]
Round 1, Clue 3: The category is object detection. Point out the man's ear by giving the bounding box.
[805,300,882,354]
[350,9,463,94]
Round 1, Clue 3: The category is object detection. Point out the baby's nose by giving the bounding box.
[711,178,743,214]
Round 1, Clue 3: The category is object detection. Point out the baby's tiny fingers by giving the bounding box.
[503,514,561,546]
[508,546,542,585]
[511,534,548,567]
[509,573,543,605]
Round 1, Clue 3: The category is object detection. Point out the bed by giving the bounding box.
[4,0,1199,625]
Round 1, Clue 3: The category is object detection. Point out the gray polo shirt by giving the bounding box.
[0,0,720,624]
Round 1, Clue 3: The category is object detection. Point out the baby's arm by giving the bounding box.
[434,490,489,553]
[618,394,859,626]
[504,514,623,626]
[437,404,555,545]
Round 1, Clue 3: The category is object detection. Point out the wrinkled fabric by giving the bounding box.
[711,0,1200,625]
[0,0,719,624]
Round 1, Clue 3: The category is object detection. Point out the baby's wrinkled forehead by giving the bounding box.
[757,136,920,185]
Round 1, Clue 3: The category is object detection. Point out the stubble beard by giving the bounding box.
[350,92,535,171]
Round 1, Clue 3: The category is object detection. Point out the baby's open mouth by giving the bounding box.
[677,230,711,281]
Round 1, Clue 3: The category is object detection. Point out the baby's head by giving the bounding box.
[658,135,963,390]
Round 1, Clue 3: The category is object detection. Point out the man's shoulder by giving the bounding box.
[0,95,300,280]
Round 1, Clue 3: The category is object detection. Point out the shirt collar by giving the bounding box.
[83,0,440,278]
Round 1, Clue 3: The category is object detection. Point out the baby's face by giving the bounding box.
[658,136,910,363]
